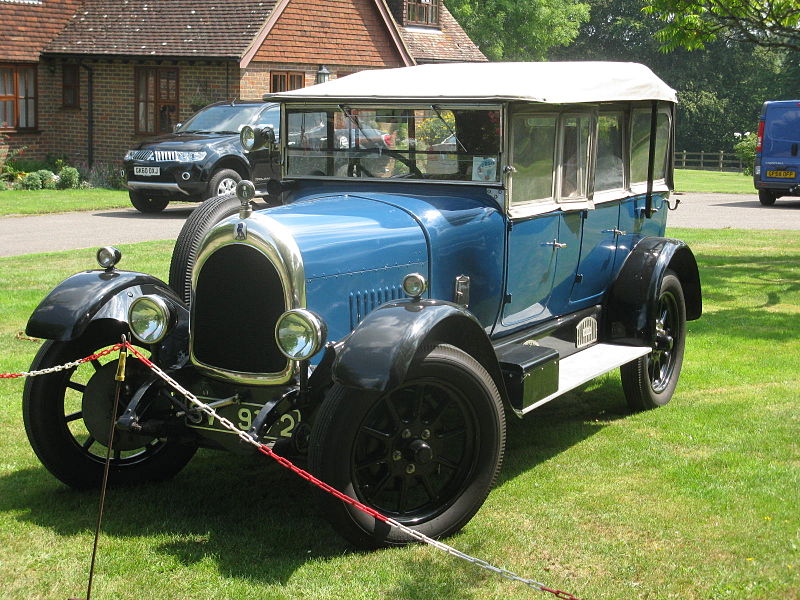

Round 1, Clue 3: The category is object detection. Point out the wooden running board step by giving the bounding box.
[521,343,651,415]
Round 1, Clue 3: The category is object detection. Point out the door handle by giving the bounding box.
[542,239,567,249]
[602,228,626,236]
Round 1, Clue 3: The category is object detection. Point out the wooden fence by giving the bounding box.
[674,150,743,172]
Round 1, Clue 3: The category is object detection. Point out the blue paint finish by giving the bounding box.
[547,211,583,316]
[568,202,621,307]
[267,181,506,329]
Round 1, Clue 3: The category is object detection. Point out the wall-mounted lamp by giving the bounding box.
[316,65,331,84]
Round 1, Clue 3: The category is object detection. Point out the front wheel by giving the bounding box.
[23,330,197,489]
[129,191,169,213]
[309,344,505,548]
[621,271,687,410]
[206,168,241,199]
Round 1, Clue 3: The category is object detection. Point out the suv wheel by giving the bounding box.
[129,191,169,213]
[758,190,777,206]
[206,169,241,199]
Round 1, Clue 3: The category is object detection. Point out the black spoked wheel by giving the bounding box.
[309,344,505,548]
[23,329,197,489]
[621,271,687,410]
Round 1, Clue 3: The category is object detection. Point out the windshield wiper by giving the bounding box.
[432,105,467,153]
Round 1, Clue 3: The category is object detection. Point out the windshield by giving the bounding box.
[178,104,275,134]
[284,105,502,182]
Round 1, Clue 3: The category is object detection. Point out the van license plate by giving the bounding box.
[766,170,795,178]
[134,166,160,176]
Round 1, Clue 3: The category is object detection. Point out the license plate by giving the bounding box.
[766,170,796,178]
[134,166,160,176]
[188,403,301,443]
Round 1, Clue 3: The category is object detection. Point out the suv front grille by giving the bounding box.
[130,150,153,160]
[154,150,179,161]
[192,244,288,375]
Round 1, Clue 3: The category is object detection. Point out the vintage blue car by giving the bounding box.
[23,62,701,548]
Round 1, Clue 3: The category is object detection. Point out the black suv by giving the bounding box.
[123,101,279,212]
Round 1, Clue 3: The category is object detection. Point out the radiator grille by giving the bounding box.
[349,286,403,329]
[192,244,288,375]
[130,150,153,160]
[154,150,179,161]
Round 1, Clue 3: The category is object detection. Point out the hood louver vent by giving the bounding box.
[349,286,404,329]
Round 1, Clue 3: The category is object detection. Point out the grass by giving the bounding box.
[1,230,798,599]
[674,169,755,194]
[0,188,130,216]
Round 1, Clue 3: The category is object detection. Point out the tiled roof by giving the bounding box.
[44,0,277,59]
[398,5,486,63]
[0,0,83,62]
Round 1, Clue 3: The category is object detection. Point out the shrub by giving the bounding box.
[57,166,80,189]
[734,132,757,176]
[87,162,126,189]
[20,172,43,190]
[36,169,57,189]
[0,179,10,191]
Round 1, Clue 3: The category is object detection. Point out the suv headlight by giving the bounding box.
[174,151,207,162]
[129,296,173,344]
[275,309,327,361]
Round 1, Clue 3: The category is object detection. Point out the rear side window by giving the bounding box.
[595,112,625,191]
[630,109,670,184]
[510,114,557,204]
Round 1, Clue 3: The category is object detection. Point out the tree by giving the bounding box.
[643,0,800,51]
[444,0,591,60]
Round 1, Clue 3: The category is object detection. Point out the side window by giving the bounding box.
[558,114,592,201]
[630,109,670,184]
[595,112,624,192]
[259,106,280,136]
[510,114,557,205]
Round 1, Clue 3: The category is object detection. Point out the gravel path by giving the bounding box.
[0,192,798,258]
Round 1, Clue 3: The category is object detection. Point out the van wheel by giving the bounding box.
[168,193,240,304]
[129,191,169,213]
[758,190,777,206]
[621,271,686,410]
[206,168,241,200]
[309,344,505,548]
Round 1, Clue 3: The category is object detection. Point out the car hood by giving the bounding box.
[133,132,238,151]
[260,194,428,279]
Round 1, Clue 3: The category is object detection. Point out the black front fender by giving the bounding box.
[332,299,507,402]
[26,269,185,341]
[605,237,702,345]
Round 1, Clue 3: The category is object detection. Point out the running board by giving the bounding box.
[520,343,651,415]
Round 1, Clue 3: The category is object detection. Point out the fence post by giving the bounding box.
[682,149,686,168]
[700,150,704,169]
[719,150,724,170]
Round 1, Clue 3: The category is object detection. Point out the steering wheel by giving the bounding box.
[357,147,423,178]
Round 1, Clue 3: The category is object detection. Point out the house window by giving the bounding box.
[135,67,179,134]
[0,64,37,130]
[62,65,80,109]
[271,71,304,93]
[406,0,440,26]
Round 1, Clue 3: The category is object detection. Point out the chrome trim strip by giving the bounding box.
[125,181,192,196]
[189,212,306,386]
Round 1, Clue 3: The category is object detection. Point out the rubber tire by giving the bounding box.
[309,344,506,549]
[129,190,169,213]
[759,190,777,206]
[621,271,687,411]
[205,168,241,200]
[168,193,240,304]
[23,330,197,489]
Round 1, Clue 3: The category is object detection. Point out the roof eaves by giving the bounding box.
[372,0,415,67]
[239,0,288,69]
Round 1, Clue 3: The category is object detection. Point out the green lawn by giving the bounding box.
[0,230,798,600]
[674,168,755,194]
[0,188,131,216]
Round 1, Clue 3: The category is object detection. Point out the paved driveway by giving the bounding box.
[0,192,798,258]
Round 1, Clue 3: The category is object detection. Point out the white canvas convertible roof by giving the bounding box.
[264,62,677,105]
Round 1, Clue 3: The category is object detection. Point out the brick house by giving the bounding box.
[0,0,485,169]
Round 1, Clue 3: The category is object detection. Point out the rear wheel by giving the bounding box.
[309,344,505,548]
[758,190,777,206]
[621,271,686,410]
[23,330,197,489]
[129,191,169,213]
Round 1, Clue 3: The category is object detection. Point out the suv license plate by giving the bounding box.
[134,166,160,176]
[766,170,796,178]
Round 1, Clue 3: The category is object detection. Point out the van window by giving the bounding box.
[558,114,592,201]
[765,105,800,157]
[596,112,624,191]
[510,114,557,204]
[631,109,670,184]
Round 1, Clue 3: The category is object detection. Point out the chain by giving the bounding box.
[121,343,581,599]
[0,344,124,379]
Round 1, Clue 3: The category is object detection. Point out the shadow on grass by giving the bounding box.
[0,381,630,595]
